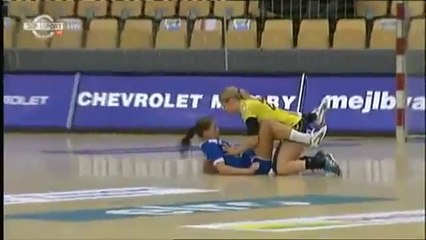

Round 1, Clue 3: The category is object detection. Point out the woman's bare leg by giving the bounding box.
[274,141,306,176]
[275,142,333,176]
[253,120,275,160]
[267,120,313,145]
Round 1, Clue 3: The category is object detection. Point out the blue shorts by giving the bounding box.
[272,142,282,174]
[252,158,273,175]
[243,150,272,175]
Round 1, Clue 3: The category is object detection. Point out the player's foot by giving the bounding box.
[323,152,342,177]
[309,125,327,148]
[313,150,326,161]
[312,99,329,127]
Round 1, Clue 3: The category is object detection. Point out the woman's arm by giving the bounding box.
[236,135,259,153]
[201,144,255,175]
[203,160,219,174]
[225,117,260,155]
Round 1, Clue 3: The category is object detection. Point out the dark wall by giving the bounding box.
[4,49,425,75]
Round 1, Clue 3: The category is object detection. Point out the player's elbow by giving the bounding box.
[203,161,218,174]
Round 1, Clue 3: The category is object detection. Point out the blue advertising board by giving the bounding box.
[4,74,75,128]
[406,76,425,134]
[73,75,301,129]
[303,76,424,133]
[3,74,425,134]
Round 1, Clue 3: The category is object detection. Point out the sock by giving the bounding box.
[289,129,311,144]
[304,155,325,170]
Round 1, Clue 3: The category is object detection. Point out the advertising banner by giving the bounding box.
[73,75,301,130]
[406,76,425,134]
[4,74,75,128]
[303,76,425,133]
[3,74,425,134]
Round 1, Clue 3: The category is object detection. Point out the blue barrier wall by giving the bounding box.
[4,74,425,134]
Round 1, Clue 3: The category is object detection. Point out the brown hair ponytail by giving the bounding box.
[179,117,215,158]
[181,126,196,149]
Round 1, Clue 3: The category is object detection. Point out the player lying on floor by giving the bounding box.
[180,117,341,176]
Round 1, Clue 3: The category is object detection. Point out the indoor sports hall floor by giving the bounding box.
[4,133,425,239]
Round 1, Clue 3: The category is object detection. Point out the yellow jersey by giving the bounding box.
[240,98,301,127]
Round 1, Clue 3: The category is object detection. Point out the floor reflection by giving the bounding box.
[77,155,203,178]
[76,153,424,185]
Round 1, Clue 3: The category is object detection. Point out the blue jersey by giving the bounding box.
[201,139,255,168]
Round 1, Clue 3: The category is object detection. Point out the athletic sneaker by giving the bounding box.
[309,125,328,148]
[324,153,342,176]
[312,99,329,127]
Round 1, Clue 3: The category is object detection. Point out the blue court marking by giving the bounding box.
[42,141,362,155]
[6,194,392,222]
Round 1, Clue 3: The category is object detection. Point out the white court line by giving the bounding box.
[184,209,425,232]
[5,187,217,205]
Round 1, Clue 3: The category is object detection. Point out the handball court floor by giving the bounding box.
[4,133,425,239]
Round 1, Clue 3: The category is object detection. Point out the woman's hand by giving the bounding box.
[249,162,260,173]
[224,145,242,155]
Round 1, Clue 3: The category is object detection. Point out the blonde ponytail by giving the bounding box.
[220,86,255,103]
[237,88,252,99]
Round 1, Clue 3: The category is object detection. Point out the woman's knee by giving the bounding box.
[276,168,295,176]
[278,142,304,159]
[275,155,293,174]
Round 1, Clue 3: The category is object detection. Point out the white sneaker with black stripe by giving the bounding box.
[310,125,328,148]
[312,99,329,127]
